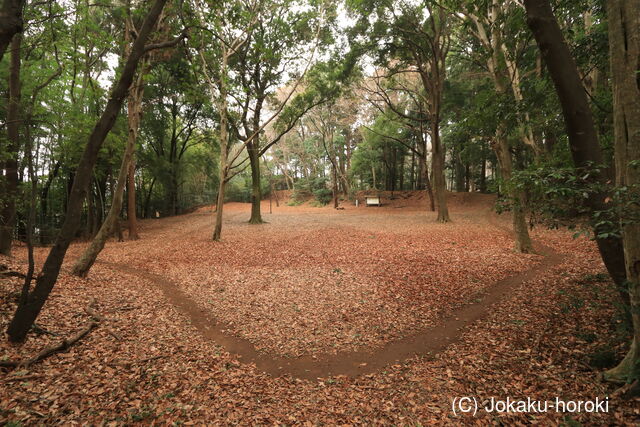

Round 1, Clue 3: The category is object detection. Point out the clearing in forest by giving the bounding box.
[2,192,636,424]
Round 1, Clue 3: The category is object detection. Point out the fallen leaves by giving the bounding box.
[0,193,638,424]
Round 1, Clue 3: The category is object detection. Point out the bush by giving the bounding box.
[292,176,330,204]
[287,198,304,206]
[313,188,333,205]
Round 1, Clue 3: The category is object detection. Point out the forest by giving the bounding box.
[0,0,639,424]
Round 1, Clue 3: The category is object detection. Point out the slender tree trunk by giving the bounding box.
[454,149,465,192]
[523,0,629,310]
[170,164,179,215]
[212,54,229,241]
[0,34,21,255]
[213,177,226,240]
[86,183,96,237]
[71,110,138,277]
[40,161,60,244]
[479,150,487,193]
[603,0,640,389]
[332,160,338,208]
[431,123,450,222]
[127,156,139,239]
[494,126,533,253]
[371,166,377,189]
[6,0,168,343]
[247,140,263,224]
[470,3,532,250]
[465,163,470,192]
[144,176,156,218]
[410,142,416,189]
[126,89,142,238]
[71,65,146,276]
[420,154,435,212]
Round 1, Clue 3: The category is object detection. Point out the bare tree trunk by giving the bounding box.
[371,166,377,189]
[0,33,20,255]
[332,160,338,208]
[127,155,139,239]
[603,0,640,388]
[71,117,137,277]
[212,54,229,241]
[71,67,146,277]
[420,153,435,212]
[479,150,487,193]
[6,0,168,343]
[126,95,141,239]
[524,0,629,311]
[494,126,533,253]
[143,176,156,218]
[40,161,60,244]
[125,18,148,242]
[247,140,263,224]
[431,123,450,222]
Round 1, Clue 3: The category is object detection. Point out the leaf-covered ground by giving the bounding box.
[1,192,638,424]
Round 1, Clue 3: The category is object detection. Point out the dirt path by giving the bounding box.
[100,209,564,380]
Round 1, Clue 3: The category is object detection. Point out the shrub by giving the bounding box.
[313,188,333,205]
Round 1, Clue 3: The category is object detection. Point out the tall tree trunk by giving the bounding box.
[6,0,168,343]
[0,0,24,62]
[247,140,263,224]
[420,154,435,212]
[40,161,60,244]
[71,111,137,277]
[126,14,147,242]
[0,33,21,255]
[71,65,146,277]
[213,177,226,240]
[410,142,416,189]
[469,2,533,251]
[494,126,533,253]
[523,0,629,312]
[170,164,179,215]
[126,94,142,238]
[371,165,376,189]
[464,163,470,192]
[143,176,156,218]
[454,149,466,192]
[479,152,486,193]
[127,155,139,239]
[86,183,96,237]
[603,0,640,389]
[332,160,338,208]
[212,50,229,241]
[431,123,450,222]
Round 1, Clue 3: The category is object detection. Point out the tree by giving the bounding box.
[523,0,635,390]
[360,69,436,209]
[189,0,259,240]
[348,0,451,221]
[461,0,533,252]
[0,33,21,255]
[226,0,329,224]
[7,0,170,342]
[604,0,640,392]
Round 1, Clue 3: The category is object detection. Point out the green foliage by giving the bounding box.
[292,176,330,203]
[313,187,333,205]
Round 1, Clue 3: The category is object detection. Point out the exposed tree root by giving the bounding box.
[0,300,111,369]
[0,270,26,279]
[0,321,97,369]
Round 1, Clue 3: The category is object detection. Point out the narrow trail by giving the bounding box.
[100,209,564,380]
